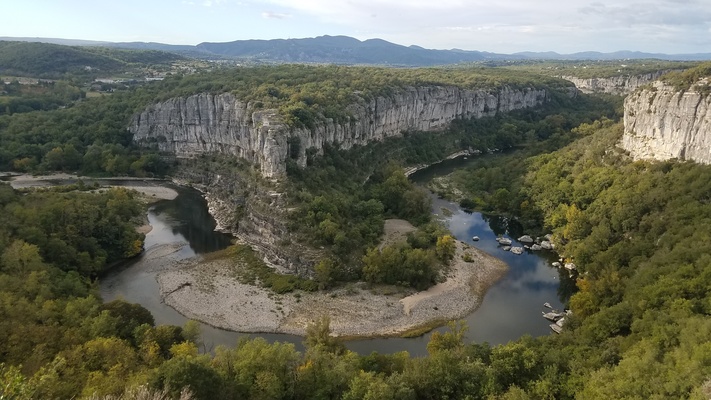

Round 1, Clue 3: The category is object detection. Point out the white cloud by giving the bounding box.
[200,0,227,6]
[181,0,227,6]
[262,11,292,19]
[35,0,703,53]
[250,0,711,53]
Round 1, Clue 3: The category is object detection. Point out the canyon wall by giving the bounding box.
[622,80,711,163]
[173,165,321,274]
[132,84,556,274]
[561,70,670,95]
[131,85,550,178]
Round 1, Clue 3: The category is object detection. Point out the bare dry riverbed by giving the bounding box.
[157,219,508,338]
[4,173,179,200]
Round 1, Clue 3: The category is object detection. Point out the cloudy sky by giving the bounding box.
[3,0,710,54]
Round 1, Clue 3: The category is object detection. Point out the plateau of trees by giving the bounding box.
[497,59,699,79]
[151,63,575,129]
[0,83,170,175]
[660,61,711,92]
[0,79,84,116]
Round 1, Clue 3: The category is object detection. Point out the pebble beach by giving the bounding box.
[157,238,507,338]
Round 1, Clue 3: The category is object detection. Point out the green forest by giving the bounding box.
[2,58,711,399]
[5,118,711,399]
[0,41,184,78]
[280,90,619,290]
[498,59,699,79]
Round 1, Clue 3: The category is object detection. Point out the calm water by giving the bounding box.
[99,159,571,356]
[409,156,574,344]
[100,186,305,352]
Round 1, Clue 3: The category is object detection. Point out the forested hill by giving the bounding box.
[0,41,184,78]
[192,36,711,63]
[195,35,492,65]
[437,119,711,398]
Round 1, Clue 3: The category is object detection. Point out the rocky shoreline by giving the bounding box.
[157,239,507,338]
[403,149,481,177]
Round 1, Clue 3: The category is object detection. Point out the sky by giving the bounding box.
[2,0,711,54]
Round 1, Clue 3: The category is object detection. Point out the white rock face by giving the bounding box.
[622,81,711,164]
[131,86,548,177]
[561,71,670,95]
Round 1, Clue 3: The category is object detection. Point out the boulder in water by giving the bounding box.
[518,235,534,243]
[496,237,512,246]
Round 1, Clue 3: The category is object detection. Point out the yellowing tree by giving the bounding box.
[435,235,456,262]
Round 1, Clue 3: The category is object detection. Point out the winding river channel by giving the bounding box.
[100,157,573,357]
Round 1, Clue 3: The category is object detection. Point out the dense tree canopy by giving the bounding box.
[660,61,711,91]
[443,120,711,397]
[0,41,183,78]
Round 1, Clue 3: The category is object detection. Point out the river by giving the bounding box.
[99,158,572,356]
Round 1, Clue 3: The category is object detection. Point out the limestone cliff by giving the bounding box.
[173,162,323,274]
[131,86,549,178]
[622,80,711,163]
[561,70,671,95]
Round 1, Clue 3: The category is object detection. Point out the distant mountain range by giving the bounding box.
[2,35,710,65]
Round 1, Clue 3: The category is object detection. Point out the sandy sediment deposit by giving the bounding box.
[5,173,178,200]
[157,225,508,338]
[122,185,178,200]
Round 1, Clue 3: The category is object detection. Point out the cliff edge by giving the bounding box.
[561,70,671,95]
[131,85,549,178]
[622,80,711,163]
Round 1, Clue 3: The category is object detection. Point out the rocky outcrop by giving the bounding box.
[173,163,323,275]
[622,80,711,164]
[131,86,550,178]
[561,70,671,95]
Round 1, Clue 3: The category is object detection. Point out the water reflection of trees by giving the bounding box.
[153,189,233,254]
[457,210,571,307]
[556,269,577,304]
[481,214,524,238]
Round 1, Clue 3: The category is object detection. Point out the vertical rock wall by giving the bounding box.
[561,70,672,95]
[131,85,550,177]
[622,80,711,163]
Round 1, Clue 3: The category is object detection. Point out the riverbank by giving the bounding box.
[403,150,478,177]
[4,173,178,200]
[157,228,508,338]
